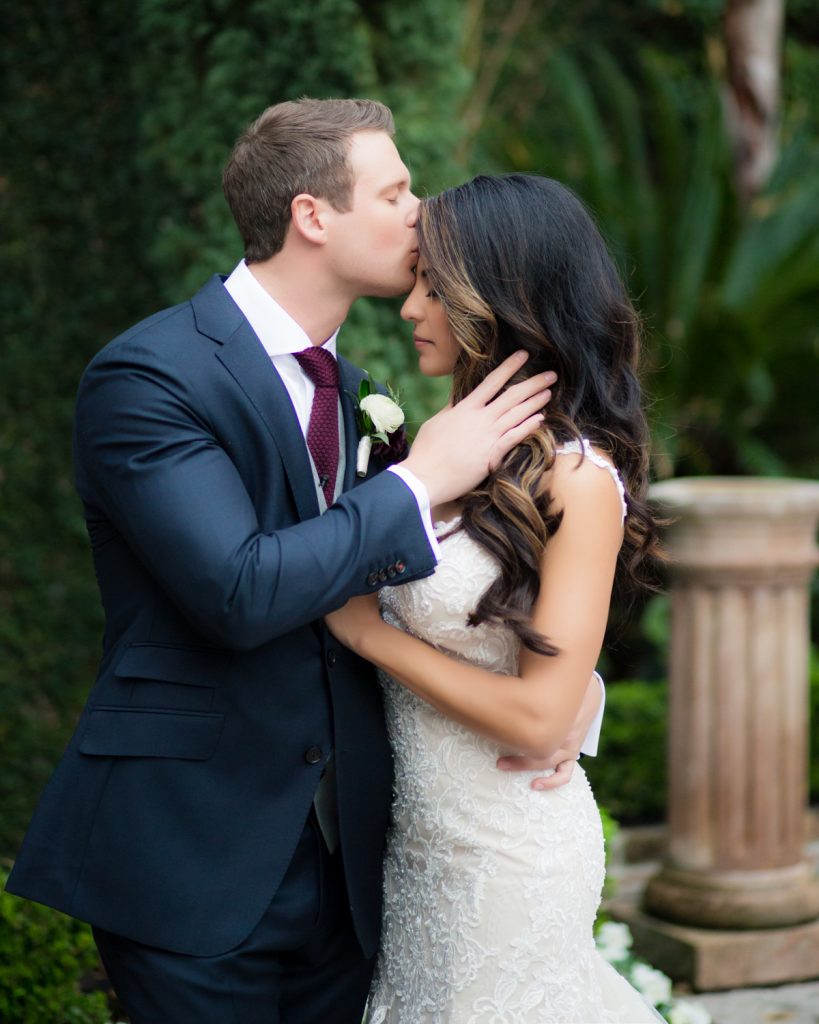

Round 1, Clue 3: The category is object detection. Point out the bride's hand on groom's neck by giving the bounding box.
[403,352,556,507]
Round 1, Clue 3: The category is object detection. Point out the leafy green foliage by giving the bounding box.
[0,869,110,1024]
[0,3,153,857]
[484,41,819,479]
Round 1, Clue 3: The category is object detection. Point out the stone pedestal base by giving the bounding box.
[608,896,819,991]
[644,859,819,929]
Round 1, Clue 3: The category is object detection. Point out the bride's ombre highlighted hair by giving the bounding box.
[417,174,662,655]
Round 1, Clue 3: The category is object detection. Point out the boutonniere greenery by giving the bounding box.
[351,375,407,477]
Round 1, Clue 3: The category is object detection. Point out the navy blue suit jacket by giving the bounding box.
[6,275,436,958]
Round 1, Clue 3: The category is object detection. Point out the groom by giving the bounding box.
[7,98,601,1022]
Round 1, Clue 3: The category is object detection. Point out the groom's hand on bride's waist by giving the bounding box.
[495,749,579,790]
[496,670,604,790]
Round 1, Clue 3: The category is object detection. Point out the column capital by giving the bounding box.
[650,477,819,575]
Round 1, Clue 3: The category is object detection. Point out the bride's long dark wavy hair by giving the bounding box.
[417,174,662,656]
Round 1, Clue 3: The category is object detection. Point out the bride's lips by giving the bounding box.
[413,335,432,350]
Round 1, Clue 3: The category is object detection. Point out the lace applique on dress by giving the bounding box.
[367,445,661,1023]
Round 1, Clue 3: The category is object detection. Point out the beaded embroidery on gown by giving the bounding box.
[367,440,664,1023]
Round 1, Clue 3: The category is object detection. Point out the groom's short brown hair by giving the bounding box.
[223,97,395,263]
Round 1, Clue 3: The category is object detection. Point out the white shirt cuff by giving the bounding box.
[579,671,606,757]
[387,465,441,560]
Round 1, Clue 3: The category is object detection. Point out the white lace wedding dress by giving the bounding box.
[367,441,664,1023]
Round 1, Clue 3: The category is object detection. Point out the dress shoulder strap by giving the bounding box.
[554,438,628,520]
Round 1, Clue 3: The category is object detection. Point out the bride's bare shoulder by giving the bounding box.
[543,442,626,530]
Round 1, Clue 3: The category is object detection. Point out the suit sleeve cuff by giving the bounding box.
[387,465,441,560]
[579,670,606,757]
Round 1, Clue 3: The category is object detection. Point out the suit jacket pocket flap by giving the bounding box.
[79,707,224,760]
[115,643,231,687]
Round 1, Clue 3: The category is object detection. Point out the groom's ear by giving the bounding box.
[290,193,330,246]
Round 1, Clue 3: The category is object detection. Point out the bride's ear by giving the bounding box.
[290,194,329,246]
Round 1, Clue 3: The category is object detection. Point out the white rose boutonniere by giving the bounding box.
[360,393,405,434]
[351,376,407,477]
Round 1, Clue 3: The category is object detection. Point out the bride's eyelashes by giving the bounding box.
[419,267,439,300]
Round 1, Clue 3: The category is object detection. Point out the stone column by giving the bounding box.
[644,477,819,930]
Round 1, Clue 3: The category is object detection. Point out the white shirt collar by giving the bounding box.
[224,259,339,359]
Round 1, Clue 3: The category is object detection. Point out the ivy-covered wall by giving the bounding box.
[0,0,468,857]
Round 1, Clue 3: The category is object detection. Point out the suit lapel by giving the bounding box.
[338,357,365,493]
[193,278,321,522]
[193,277,370,515]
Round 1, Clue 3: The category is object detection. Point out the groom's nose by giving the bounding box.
[406,193,420,226]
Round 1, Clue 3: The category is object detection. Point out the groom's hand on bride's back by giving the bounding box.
[403,351,556,507]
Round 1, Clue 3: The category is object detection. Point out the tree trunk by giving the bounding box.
[723,0,786,203]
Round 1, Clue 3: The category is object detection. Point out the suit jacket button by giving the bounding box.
[378,569,388,583]
[366,571,379,586]
[386,564,397,578]
[395,560,406,575]
[304,746,323,765]
[326,649,337,667]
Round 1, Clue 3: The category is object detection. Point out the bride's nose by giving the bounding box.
[400,294,418,323]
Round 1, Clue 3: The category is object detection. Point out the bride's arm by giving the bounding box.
[326,456,624,759]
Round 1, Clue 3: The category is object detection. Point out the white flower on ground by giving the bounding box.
[360,393,404,434]
[595,921,633,963]
[630,962,673,1007]
[669,999,712,1024]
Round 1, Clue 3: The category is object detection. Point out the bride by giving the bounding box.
[327,174,665,1023]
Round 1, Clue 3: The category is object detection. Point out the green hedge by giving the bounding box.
[0,0,467,860]
[584,680,668,824]
[0,868,110,1024]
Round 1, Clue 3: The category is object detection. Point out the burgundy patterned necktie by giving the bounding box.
[294,346,340,507]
